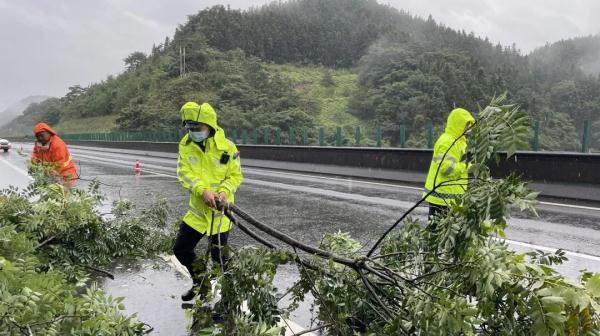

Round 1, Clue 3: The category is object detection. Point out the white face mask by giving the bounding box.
[189,130,209,142]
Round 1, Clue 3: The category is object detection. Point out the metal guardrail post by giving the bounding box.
[399,125,406,148]
[319,128,325,146]
[302,127,308,146]
[376,127,382,147]
[252,129,258,144]
[582,120,590,153]
[355,126,361,146]
[275,128,281,145]
[532,121,540,151]
[335,127,342,146]
[241,129,248,144]
[426,122,433,149]
[289,127,296,145]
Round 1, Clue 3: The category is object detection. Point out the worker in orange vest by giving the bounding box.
[31,122,78,186]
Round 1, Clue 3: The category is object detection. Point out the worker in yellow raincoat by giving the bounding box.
[173,101,243,301]
[423,108,475,220]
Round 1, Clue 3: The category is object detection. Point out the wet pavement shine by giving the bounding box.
[2,143,600,335]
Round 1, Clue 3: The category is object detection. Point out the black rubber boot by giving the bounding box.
[181,286,197,301]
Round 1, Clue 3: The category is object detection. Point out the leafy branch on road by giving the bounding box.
[0,174,174,335]
[189,96,600,335]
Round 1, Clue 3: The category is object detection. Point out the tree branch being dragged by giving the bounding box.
[190,96,600,336]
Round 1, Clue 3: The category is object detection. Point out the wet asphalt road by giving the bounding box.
[2,143,599,335]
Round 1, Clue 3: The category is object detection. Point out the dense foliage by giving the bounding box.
[186,97,600,335]
[0,167,173,335]
[350,35,600,150]
[1,0,599,150]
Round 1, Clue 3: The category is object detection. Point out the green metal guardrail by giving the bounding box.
[60,127,411,148]
[55,121,595,152]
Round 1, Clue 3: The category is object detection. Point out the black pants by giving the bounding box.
[428,203,448,220]
[172,221,229,283]
[427,203,448,232]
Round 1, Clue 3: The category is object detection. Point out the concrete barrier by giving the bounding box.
[64,140,600,201]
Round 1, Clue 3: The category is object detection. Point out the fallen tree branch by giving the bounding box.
[293,323,333,336]
[35,234,58,250]
[366,177,484,258]
[83,265,115,280]
[228,204,357,267]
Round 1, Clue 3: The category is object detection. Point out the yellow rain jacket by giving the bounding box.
[424,108,475,206]
[177,102,243,235]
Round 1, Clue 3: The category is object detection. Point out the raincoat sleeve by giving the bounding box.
[434,142,468,179]
[177,147,208,194]
[217,147,243,196]
[31,146,41,161]
[50,140,73,170]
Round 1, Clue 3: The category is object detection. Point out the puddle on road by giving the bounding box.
[101,259,191,336]
[100,259,318,335]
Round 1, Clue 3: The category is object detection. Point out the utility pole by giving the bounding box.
[179,46,187,77]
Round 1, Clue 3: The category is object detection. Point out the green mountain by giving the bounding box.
[530,34,600,78]
[2,0,598,150]
[0,95,50,127]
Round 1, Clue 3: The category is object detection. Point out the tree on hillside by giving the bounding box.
[63,85,87,104]
[124,51,147,71]
[350,41,491,142]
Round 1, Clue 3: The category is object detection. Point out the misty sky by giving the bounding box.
[1,0,599,111]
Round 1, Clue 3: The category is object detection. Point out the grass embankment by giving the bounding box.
[55,115,118,134]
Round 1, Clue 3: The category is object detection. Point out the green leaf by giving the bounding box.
[531,280,544,290]
[540,296,566,306]
[585,274,600,298]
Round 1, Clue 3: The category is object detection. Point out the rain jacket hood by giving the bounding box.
[180,102,228,151]
[445,108,475,138]
[423,108,474,206]
[33,122,57,136]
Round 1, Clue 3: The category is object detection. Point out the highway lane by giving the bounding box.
[2,143,600,334]
[5,143,600,271]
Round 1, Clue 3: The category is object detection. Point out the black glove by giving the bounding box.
[460,150,473,162]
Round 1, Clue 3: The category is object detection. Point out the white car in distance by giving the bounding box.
[0,138,12,152]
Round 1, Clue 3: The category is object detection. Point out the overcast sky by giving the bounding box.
[1,0,599,111]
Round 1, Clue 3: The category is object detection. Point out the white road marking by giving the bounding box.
[246,169,600,212]
[160,254,191,278]
[60,145,600,212]
[0,156,34,181]
[245,167,424,190]
[71,153,175,178]
[502,238,600,262]
[61,152,600,262]
[536,201,600,212]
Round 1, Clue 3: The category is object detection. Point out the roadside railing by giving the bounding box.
[7,120,593,153]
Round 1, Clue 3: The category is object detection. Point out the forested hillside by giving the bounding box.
[2,0,598,150]
[0,95,50,127]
